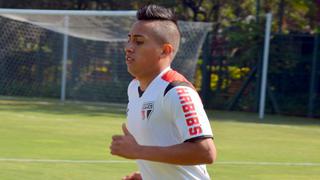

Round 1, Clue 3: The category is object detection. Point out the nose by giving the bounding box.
[124,42,134,54]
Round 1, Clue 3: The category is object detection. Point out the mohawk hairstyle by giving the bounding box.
[137,4,178,25]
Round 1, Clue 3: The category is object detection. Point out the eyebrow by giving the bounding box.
[128,34,146,38]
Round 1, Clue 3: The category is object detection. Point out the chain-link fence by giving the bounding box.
[0,10,211,103]
[199,18,319,118]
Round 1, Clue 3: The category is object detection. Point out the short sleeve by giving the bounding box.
[163,86,213,142]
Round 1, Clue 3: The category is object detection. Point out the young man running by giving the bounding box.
[110,4,216,180]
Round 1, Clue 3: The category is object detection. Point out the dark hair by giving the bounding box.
[137,5,177,25]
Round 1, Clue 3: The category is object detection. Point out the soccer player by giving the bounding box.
[110,4,216,180]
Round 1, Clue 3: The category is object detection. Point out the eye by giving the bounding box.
[135,41,144,45]
[134,37,144,45]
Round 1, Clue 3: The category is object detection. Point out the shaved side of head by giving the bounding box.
[147,20,180,59]
[136,5,181,60]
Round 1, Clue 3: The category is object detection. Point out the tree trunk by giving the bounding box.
[278,0,285,33]
[317,0,320,28]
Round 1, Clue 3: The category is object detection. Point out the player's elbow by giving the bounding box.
[205,147,216,164]
[203,140,217,164]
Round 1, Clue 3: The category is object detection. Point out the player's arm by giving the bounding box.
[137,135,216,165]
[111,123,216,165]
[146,85,216,165]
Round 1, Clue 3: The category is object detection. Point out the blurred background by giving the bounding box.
[0,1,319,180]
[0,0,319,118]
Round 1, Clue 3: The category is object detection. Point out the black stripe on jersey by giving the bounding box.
[138,87,144,97]
[164,81,193,97]
[184,135,213,143]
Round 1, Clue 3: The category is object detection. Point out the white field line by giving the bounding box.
[0,158,134,164]
[0,158,320,166]
[215,161,320,166]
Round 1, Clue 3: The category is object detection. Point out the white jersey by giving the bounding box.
[126,67,213,180]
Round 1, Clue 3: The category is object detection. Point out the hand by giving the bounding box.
[122,171,142,180]
[110,123,140,159]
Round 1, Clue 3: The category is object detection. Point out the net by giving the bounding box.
[0,9,211,103]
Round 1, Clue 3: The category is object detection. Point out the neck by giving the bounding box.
[137,66,169,91]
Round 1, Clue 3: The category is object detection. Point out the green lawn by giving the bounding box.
[0,97,319,180]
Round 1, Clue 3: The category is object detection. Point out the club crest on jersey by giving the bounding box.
[141,102,154,120]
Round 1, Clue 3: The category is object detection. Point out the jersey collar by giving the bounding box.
[137,66,171,98]
[155,66,171,80]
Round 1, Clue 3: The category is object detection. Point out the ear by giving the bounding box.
[160,43,174,58]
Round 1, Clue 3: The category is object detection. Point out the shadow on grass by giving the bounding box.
[0,97,127,117]
[207,110,320,126]
[1,97,319,126]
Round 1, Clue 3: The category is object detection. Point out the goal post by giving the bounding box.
[0,9,212,103]
[259,13,272,120]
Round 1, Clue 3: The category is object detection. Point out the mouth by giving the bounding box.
[126,56,134,64]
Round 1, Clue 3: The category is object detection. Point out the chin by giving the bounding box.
[127,67,136,77]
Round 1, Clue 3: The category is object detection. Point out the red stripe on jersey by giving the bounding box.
[161,70,195,89]
[163,70,204,136]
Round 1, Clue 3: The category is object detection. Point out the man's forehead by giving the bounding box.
[134,20,158,27]
[128,21,158,38]
[130,21,156,32]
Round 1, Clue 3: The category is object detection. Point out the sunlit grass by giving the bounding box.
[0,97,319,180]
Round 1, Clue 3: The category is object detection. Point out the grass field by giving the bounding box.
[0,97,319,180]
